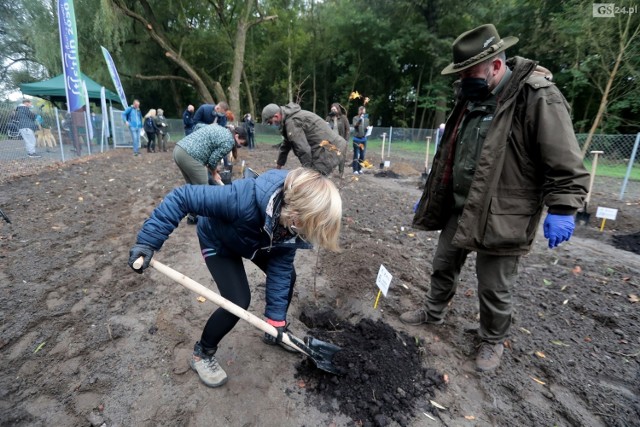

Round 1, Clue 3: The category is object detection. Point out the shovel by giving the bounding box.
[576,150,603,225]
[133,257,341,374]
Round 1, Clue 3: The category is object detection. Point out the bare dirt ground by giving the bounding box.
[0,141,639,427]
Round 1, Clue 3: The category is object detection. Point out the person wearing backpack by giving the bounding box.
[143,109,160,153]
[122,99,143,156]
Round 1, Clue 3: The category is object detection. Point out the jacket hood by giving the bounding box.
[254,169,289,216]
[502,56,538,101]
[280,103,302,120]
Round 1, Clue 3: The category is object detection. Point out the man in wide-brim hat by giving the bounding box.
[402,24,590,372]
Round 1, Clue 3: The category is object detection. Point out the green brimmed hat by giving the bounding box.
[441,24,518,75]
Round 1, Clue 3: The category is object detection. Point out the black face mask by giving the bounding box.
[459,77,490,102]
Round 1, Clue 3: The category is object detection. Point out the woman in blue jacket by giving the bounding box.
[128,167,342,388]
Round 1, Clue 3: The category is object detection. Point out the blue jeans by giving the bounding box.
[352,139,367,171]
[129,128,141,154]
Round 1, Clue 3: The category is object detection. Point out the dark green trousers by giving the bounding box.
[426,214,519,343]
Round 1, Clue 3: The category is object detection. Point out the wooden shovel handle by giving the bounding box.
[132,257,306,354]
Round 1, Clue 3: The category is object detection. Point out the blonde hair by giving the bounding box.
[143,109,157,119]
[281,168,342,252]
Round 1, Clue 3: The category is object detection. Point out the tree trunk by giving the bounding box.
[581,15,639,156]
[581,53,620,156]
[110,0,216,104]
[228,1,252,120]
[242,68,255,118]
[287,28,293,104]
[169,79,183,117]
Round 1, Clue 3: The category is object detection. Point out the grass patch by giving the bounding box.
[255,134,639,181]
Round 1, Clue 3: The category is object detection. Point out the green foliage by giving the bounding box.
[1,0,638,133]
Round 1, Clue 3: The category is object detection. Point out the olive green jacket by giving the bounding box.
[277,103,347,175]
[413,56,590,255]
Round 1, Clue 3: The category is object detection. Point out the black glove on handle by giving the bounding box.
[128,244,155,274]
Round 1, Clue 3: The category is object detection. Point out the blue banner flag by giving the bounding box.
[101,46,128,108]
[57,0,85,113]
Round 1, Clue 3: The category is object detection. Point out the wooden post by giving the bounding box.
[380,132,386,169]
[425,136,431,172]
[585,150,603,206]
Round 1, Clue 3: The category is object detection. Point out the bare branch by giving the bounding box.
[129,74,194,85]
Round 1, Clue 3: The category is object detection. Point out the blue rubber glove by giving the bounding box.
[543,214,575,249]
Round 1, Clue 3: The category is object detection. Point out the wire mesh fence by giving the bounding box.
[1,100,638,200]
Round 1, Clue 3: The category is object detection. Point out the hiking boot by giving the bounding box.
[399,309,444,326]
[475,342,504,372]
[189,342,228,387]
[262,324,298,353]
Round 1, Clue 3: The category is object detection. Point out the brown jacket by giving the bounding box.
[277,103,347,175]
[413,56,589,255]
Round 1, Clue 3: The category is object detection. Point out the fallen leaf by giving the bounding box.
[464,415,476,420]
[543,279,552,286]
[423,412,436,421]
[622,277,630,282]
[108,178,115,182]
[535,351,546,359]
[530,376,546,385]
[430,400,446,410]
[561,285,568,291]
[196,296,206,303]
[34,341,46,353]
[519,327,532,335]
[78,197,84,202]
[562,299,569,305]
[407,233,415,237]
[550,340,570,347]
[584,336,592,342]
[629,294,639,303]
[572,266,582,275]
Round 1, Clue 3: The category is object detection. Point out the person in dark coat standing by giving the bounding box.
[128,168,342,388]
[183,104,195,136]
[400,24,589,372]
[326,103,350,176]
[242,113,255,149]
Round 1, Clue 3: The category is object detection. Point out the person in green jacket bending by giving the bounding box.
[173,124,247,224]
[262,103,347,177]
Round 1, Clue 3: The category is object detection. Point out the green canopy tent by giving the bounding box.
[19,73,121,107]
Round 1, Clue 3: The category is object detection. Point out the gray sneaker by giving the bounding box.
[399,309,444,326]
[475,342,504,372]
[190,342,228,387]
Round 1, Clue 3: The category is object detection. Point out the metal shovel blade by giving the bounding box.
[286,334,342,375]
[576,210,590,226]
[576,203,590,226]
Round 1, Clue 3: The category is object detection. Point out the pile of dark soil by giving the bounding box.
[373,170,402,179]
[295,309,446,426]
[612,231,640,255]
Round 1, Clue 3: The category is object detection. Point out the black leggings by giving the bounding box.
[146,132,156,151]
[198,249,297,352]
